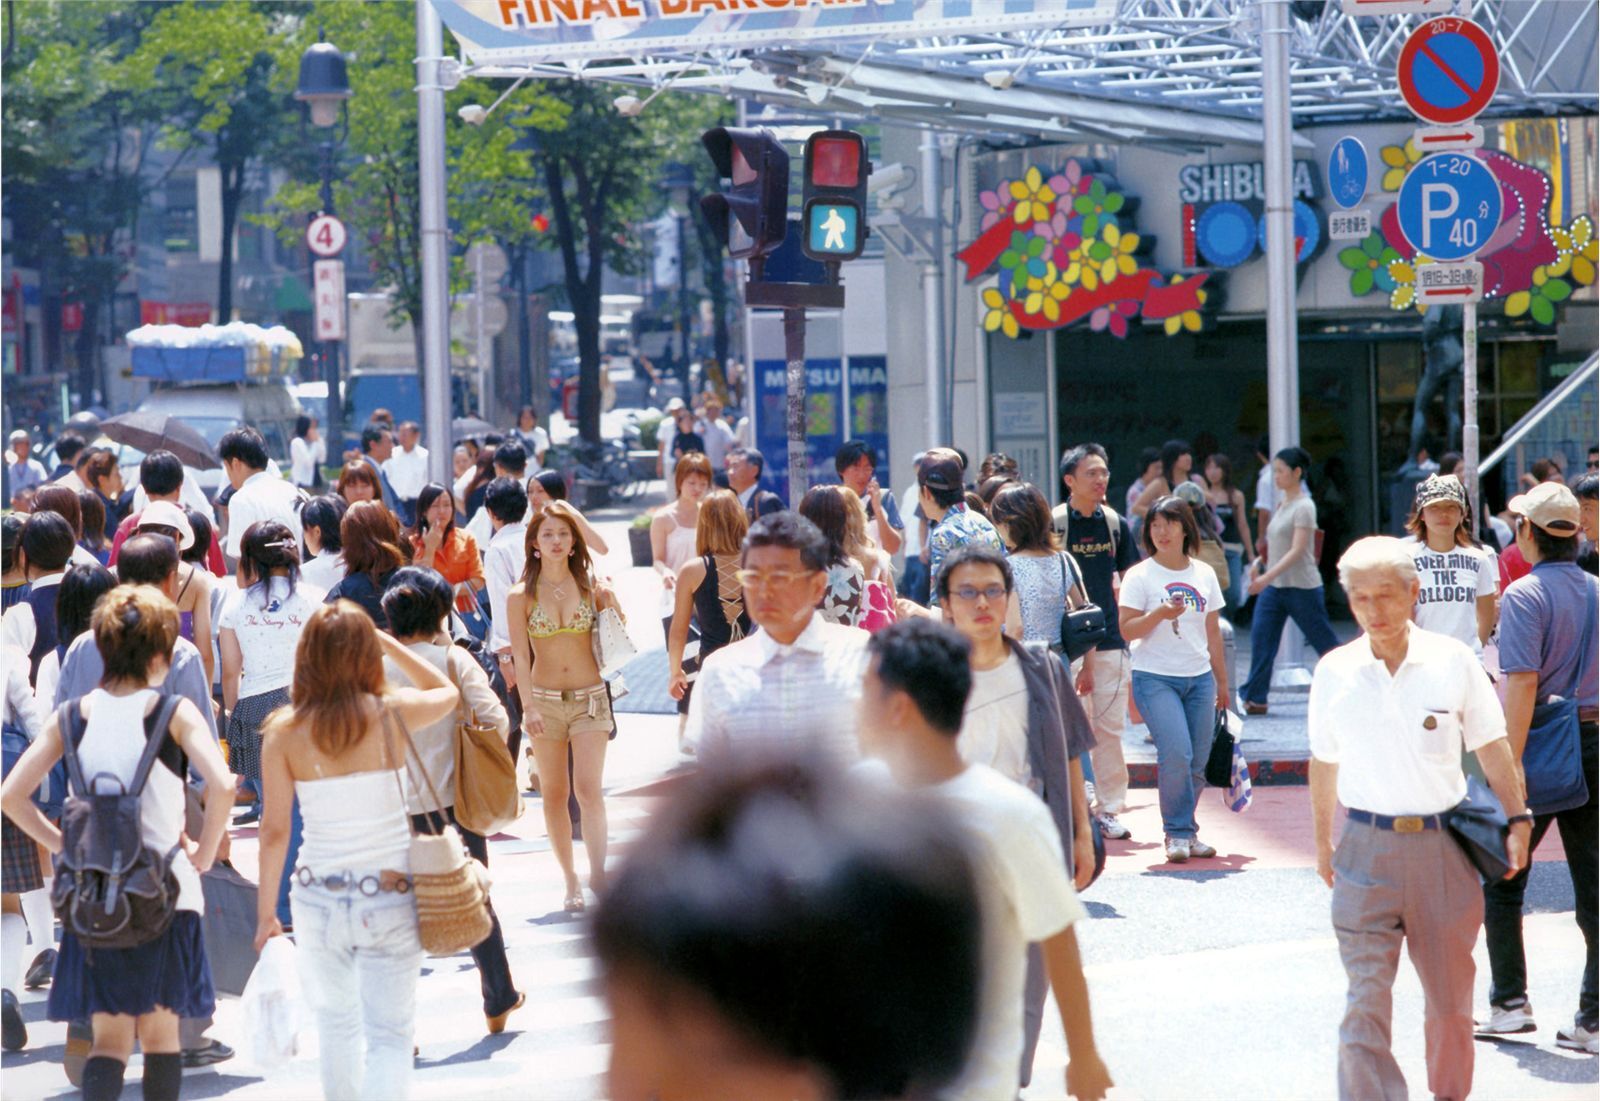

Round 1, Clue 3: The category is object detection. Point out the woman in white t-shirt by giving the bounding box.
[1405,473,1498,657]
[290,415,326,490]
[1119,496,1229,864]
[219,520,326,823]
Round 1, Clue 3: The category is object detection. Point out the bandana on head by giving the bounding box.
[1414,474,1467,513]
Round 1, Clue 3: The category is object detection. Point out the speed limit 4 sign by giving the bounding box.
[306,214,347,258]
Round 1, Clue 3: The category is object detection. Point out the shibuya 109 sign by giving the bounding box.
[436,0,1116,62]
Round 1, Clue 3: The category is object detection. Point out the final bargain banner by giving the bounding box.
[434,0,1115,63]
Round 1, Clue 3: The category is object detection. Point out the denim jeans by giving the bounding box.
[1483,723,1598,1029]
[901,556,930,607]
[411,807,519,1017]
[291,884,423,1101]
[1243,584,1341,705]
[1130,669,1216,839]
[1223,547,1245,611]
[277,796,304,926]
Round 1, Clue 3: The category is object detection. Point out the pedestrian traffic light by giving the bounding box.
[801,130,870,262]
[699,127,790,261]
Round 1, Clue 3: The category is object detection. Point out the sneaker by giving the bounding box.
[1188,837,1218,858]
[181,1039,235,1068]
[23,948,55,989]
[1476,1000,1537,1035]
[1095,812,1131,841]
[1,989,25,1052]
[1164,837,1190,863]
[1555,1022,1599,1054]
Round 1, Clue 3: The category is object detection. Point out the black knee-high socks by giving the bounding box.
[140,1052,182,1101]
[78,1052,182,1101]
[81,1055,125,1101]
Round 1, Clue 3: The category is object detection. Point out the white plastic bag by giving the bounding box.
[239,936,305,1068]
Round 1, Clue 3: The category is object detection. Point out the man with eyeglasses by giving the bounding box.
[685,511,870,764]
[936,542,1098,1090]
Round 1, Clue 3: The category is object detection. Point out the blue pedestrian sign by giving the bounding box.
[805,202,861,257]
[1327,137,1369,210]
[1396,152,1501,262]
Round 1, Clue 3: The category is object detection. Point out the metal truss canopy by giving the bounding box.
[457,0,1598,150]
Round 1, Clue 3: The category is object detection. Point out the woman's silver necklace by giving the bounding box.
[540,577,571,600]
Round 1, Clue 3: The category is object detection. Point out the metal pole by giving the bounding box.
[1462,302,1480,523]
[517,246,532,412]
[318,138,343,460]
[1262,0,1299,454]
[474,245,491,422]
[920,132,946,444]
[678,212,692,397]
[415,0,452,486]
[783,305,807,505]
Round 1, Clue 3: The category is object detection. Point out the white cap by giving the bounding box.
[136,500,196,551]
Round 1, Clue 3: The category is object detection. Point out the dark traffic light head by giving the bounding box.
[700,127,790,260]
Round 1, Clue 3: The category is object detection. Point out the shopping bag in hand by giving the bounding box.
[1225,740,1253,813]
[240,937,305,1068]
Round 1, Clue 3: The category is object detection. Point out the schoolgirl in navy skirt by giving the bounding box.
[1,584,235,1101]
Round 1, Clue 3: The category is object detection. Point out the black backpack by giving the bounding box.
[52,694,185,950]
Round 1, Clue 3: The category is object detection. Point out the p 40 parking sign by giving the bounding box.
[1396,152,1501,262]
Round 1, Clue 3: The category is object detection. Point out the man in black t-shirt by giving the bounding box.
[1052,443,1138,841]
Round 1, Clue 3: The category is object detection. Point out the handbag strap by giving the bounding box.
[1059,551,1086,611]
[380,704,452,835]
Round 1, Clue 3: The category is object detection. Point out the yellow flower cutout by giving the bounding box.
[1008,166,1057,226]
[1162,274,1206,335]
[982,286,1020,338]
[1379,139,1421,192]
[1387,256,1428,313]
[1550,215,1597,285]
[1022,264,1060,316]
[1099,224,1141,283]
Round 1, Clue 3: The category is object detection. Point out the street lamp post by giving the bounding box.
[662,162,696,400]
[295,39,352,459]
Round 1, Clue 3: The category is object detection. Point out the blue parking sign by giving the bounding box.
[1396,152,1501,261]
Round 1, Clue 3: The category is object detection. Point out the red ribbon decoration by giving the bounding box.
[1002,271,1210,332]
[957,220,1020,283]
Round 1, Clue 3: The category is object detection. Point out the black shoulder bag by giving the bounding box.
[1057,551,1107,661]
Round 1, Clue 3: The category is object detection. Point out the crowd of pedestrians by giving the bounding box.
[0,401,1594,1101]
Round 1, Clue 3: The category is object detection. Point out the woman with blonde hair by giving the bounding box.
[667,490,751,747]
[253,600,459,1100]
[3,586,234,1101]
[507,507,624,913]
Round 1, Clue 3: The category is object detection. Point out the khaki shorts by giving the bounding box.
[528,686,613,741]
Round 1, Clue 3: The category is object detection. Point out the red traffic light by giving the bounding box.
[807,134,862,188]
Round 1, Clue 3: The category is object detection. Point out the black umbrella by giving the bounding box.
[452,416,497,440]
[99,411,220,470]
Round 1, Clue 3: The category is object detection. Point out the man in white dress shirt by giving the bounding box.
[383,421,429,527]
[481,477,529,667]
[1310,535,1531,1101]
[686,511,869,764]
[218,427,303,561]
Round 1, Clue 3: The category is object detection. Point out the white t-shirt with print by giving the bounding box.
[217,577,325,699]
[958,653,1034,789]
[1119,557,1226,678]
[934,764,1087,1101]
[1406,537,1497,656]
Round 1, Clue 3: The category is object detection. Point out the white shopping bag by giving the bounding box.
[240,936,305,1068]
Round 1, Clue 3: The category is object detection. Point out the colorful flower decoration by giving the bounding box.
[1009,167,1057,225]
[1338,231,1402,297]
[1387,256,1428,313]
[1162,275,1207,335]
[1378,139,1421,192]
[1504,267,1571,326]
[960,158,1211,340]
[1547,214,1597,286]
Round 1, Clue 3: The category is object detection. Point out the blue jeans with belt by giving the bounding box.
[1130,669,1216,839]
[1243,584,1340,705]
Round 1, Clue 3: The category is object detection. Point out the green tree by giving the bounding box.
[122,1,307,321]
[2,0,168,401]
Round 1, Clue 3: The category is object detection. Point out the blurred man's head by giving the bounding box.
[859,619,973,777]
[592,758,982,1101]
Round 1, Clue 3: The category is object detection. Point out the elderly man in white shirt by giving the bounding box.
[686,511,869,765]
[217,426,303,560]
[384,421,430,525]
[1310,535,1532,1101]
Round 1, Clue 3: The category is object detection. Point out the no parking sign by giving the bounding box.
[1397,18,1500,126]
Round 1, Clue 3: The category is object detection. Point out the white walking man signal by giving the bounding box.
[822,208,847,251]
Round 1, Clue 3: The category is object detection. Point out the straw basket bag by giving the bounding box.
[383,710,494,956]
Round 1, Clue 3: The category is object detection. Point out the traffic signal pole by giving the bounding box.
[782,306,808,505]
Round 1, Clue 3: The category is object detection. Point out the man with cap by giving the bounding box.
[1477,480,1599,1053]
[919,448,1004,609]
[6,431,48,501]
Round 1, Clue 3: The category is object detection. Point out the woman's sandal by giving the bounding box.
[563,890,586,914]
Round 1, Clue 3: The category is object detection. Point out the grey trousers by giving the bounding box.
[1332,819,1483,1101]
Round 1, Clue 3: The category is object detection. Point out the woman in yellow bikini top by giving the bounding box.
[505,501,622,914]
